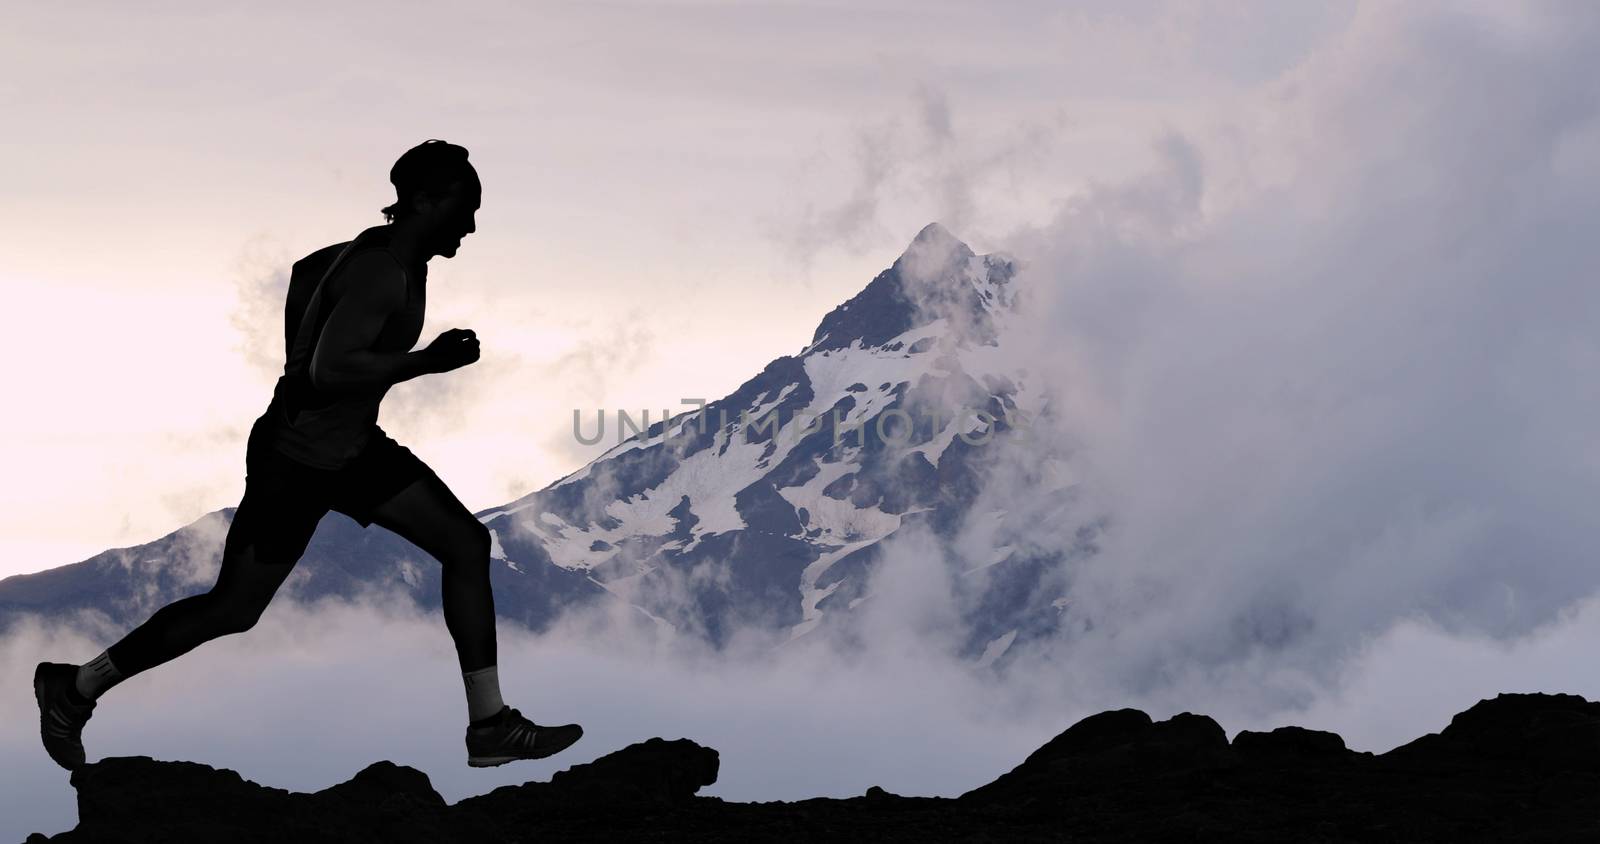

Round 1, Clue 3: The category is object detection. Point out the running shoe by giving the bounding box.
[35,662,95,771]
[465,706,582,767]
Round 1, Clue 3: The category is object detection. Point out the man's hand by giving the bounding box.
[424,328,480,373]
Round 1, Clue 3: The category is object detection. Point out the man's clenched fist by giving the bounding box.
[424,328,480,373]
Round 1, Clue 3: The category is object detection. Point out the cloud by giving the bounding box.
[9,546,1600,842]
[916,83,953,150]
[779,118,903,271]
[955,0,1600,715]
[771,83,1063,272]
[229,235,295,379]
[539,309,658,408]
[731,0,1600,762]
[0,586,1056,841]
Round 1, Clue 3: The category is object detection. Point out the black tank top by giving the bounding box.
[263,226,427,469]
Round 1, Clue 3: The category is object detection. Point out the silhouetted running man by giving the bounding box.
[35,140,582,770]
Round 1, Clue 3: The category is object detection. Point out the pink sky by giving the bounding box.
[0,2,1355,577]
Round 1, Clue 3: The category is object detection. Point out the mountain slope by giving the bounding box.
[482,222,1087,654]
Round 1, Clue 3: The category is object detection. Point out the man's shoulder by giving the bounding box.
[330,250,407,310]
[292,228,405,304]
[292,226,388,271]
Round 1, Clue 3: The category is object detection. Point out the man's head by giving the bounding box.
[382,139,481,259]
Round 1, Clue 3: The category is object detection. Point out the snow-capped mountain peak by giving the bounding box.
[477,224,1075,655]
[806,224,1016,356]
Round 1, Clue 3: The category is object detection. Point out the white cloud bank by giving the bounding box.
[6,572,1600,841]
[980,0,1600,716]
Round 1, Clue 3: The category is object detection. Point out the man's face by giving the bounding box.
[426,177,481,258]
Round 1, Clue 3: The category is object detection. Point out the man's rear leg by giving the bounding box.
[102,535,302,679]
[36,501,313,770]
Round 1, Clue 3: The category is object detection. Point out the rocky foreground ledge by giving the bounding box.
[28,693,1600,843]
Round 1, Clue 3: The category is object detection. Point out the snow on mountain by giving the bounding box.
[478,222,1094,656]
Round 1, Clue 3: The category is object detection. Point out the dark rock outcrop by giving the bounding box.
[27,693,1600,843]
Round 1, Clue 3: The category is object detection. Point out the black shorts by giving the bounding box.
[233,414,437,564]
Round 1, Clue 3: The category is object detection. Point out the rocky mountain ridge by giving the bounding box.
[27,692,1600,842]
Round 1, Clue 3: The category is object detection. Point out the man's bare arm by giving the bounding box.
[309,252,477,391]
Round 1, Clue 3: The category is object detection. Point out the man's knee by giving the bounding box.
[461,520,492,565]
[442,520,492,570]
[214,604,267,636]
[469,520,491,558]
[206,592,272,635]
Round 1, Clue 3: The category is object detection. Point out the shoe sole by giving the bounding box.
[33,664,48,716]
[33,663,56,730]
[34,663,85,771]
[467,730,582,767]
[467,755,524,768]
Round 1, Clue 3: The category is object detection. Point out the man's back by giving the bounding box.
[266,227,426,470]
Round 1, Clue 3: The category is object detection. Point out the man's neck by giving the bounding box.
[384,220,433,270]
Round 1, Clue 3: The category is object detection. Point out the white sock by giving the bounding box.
[462,665,505,723]
[76,651,124,701]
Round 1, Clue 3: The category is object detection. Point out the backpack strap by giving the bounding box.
[284,237,374,366]
[284,239,359,362]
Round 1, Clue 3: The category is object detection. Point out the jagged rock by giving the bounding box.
[58,754,460,843]
[550,737,719,802]
[29,694,1600,842]
[455,736,719,817]
[42,738,718,844]
[1024,707,1154,759]
[1384,692,1600,773]
[1232,725,1351,763]
[965,709,1231,803]
[312,760,448,816]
